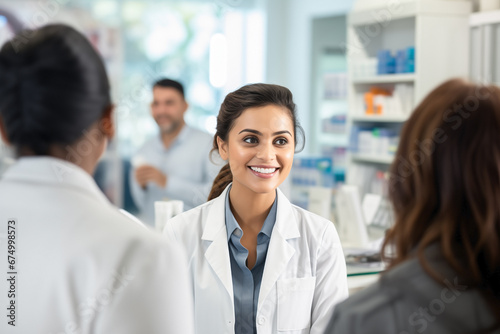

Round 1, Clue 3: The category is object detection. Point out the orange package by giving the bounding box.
[364,87,391,115]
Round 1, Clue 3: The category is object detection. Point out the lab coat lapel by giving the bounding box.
[258,188,300,311]
[202,185,234,302]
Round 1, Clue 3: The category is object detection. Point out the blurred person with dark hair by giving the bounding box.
[326,78,500,333]
[130,78,219,226]
[0,24,194,333]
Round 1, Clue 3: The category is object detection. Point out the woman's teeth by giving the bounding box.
[250,167,277,174]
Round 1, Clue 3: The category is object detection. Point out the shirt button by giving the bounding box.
[258,317,266,325]
[234,229,242,237]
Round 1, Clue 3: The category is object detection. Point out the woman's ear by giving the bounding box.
[100,105,115,139]
[0,115,11,145]
[217,136,228,160]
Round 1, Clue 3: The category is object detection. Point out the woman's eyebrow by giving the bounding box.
[238,129,292,136]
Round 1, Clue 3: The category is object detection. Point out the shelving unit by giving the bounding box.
[469,9,500,86]
[345,0,472,192]
[348,1,471,25]
[307,14,348,193]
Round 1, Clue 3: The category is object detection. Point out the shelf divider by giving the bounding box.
[351,73,416,84]
[351,153,395,165]
[350,115,409,123]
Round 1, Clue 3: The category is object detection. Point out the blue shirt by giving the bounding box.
[225,187,277,334]
[130,125,221,226]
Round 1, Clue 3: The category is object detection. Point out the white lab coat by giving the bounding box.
[164,184,348,334]
[0,157,194,334]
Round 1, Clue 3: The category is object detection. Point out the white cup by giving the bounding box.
[131,156,148,168]
[155,200,184,232]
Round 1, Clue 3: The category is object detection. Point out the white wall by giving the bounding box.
[265,0,354,153]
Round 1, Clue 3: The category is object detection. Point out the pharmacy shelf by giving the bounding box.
[345,0,470,179]
[351,73,416,84]
[470,9,500,27]
[351,154,394,165]
[349,0,471,26]
[351,115,409,123]
[469,11,500,86]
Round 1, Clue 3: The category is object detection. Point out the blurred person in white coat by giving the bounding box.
[0,24,194,334]
[164,84,348,334]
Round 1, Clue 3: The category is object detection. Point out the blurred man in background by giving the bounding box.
[130,78,218,227]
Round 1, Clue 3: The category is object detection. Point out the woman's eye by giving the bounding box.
[243,137,258,144]
[275,138,288,145]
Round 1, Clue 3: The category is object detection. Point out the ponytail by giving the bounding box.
[208,163,232,201]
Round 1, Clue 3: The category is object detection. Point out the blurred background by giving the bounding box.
[1,0,498,255]
[0,0,353,212]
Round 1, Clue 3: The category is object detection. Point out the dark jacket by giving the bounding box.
[326,244,498,334]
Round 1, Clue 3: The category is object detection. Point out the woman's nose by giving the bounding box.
[256,142,275,161]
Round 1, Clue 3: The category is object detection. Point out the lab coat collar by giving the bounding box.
[224,185,278,241]
[201,183,300,241]
[258,186,300,311]
[201,183,230,241]
[2,156,111,205]
[201,184,233,303]
[201,182,301,312]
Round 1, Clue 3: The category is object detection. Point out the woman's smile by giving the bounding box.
[248,165,280,178]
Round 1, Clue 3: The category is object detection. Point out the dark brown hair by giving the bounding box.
[383,78,500,323]
[0,24,111,156]
[208,83,304,200]
[153,78,184,98]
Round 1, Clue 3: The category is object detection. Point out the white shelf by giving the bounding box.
[470,9,500,27]
[351,154,394,165]
[319,133,348,146]
[351,115,409,123]
[349,0,471,26]
[351,73,416,84]
[345,0,470,174]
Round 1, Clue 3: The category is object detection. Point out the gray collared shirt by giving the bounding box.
[225,187,277,334]
[130,125,220,226]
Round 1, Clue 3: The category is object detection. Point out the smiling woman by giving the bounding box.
[163,83,349,334]
[217,105,295,197]
[208,83,304,201]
